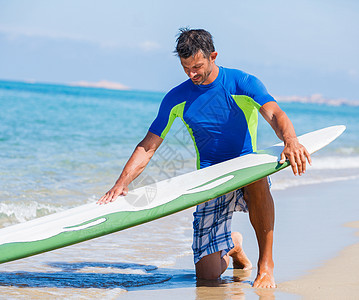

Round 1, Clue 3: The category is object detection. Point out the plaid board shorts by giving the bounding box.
[192,188,248,264]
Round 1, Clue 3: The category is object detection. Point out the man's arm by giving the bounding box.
[259,101,312,176]
[97,132,163,204]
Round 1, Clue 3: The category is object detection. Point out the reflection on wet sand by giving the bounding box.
[0,261,282,299]
[0,262,171,289]
[195,269,257,300]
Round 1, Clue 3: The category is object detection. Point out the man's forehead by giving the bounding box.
[180,51,207,67]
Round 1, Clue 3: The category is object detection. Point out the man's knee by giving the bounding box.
[195,252,227,280]
[196,266,221,280]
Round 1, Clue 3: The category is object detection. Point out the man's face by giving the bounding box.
[180,51,217,85]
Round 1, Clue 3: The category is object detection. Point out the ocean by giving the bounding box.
[0,80,358,297]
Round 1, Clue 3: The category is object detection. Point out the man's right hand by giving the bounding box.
[97,132,163,205]
[97,184,129,205]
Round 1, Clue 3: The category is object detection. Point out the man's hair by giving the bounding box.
[175,28,215,59]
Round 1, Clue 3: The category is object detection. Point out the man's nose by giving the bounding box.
[189,71,197,78]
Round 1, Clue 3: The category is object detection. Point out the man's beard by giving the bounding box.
[192,69,212,85]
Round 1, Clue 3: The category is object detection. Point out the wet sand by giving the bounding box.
[278,221,359,299]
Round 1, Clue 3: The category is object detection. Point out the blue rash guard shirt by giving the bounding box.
[149,67,276,169]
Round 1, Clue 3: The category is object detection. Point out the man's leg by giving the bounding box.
[195,232,252,280]
[243,177,276,288]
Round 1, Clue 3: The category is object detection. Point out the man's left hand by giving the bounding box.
[279,138,312,176]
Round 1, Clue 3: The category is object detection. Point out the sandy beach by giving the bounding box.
[1,177,358,299]
[279,221,359,299]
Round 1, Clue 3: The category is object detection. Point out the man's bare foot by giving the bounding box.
[229,232,252,270]
[253,264,276,288]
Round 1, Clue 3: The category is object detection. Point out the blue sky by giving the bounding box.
[0,0,358,100]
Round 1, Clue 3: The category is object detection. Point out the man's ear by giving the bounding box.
[210,51,218,62]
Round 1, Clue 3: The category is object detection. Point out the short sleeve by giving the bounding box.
[148,91,179,139]
[242,75,276,107]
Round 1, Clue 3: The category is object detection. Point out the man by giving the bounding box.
[98,28,311,288]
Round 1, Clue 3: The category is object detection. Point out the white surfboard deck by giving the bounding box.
[0,125,345,264]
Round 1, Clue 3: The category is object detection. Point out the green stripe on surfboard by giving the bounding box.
[0,160,289,264]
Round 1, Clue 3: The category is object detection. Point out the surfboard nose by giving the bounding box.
[297,125,346,155]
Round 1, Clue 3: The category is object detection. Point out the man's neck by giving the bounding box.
[202,65,219,85]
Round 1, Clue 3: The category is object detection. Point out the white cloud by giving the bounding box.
[0,25,107,48]
[348,69,358,78]
[0,26,161,53]
[139,40,161,52]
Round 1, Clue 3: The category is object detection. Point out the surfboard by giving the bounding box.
[0,125,345,264]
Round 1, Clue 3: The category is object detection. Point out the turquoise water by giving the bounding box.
[1,80,358,225]
[0,81,164,223]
